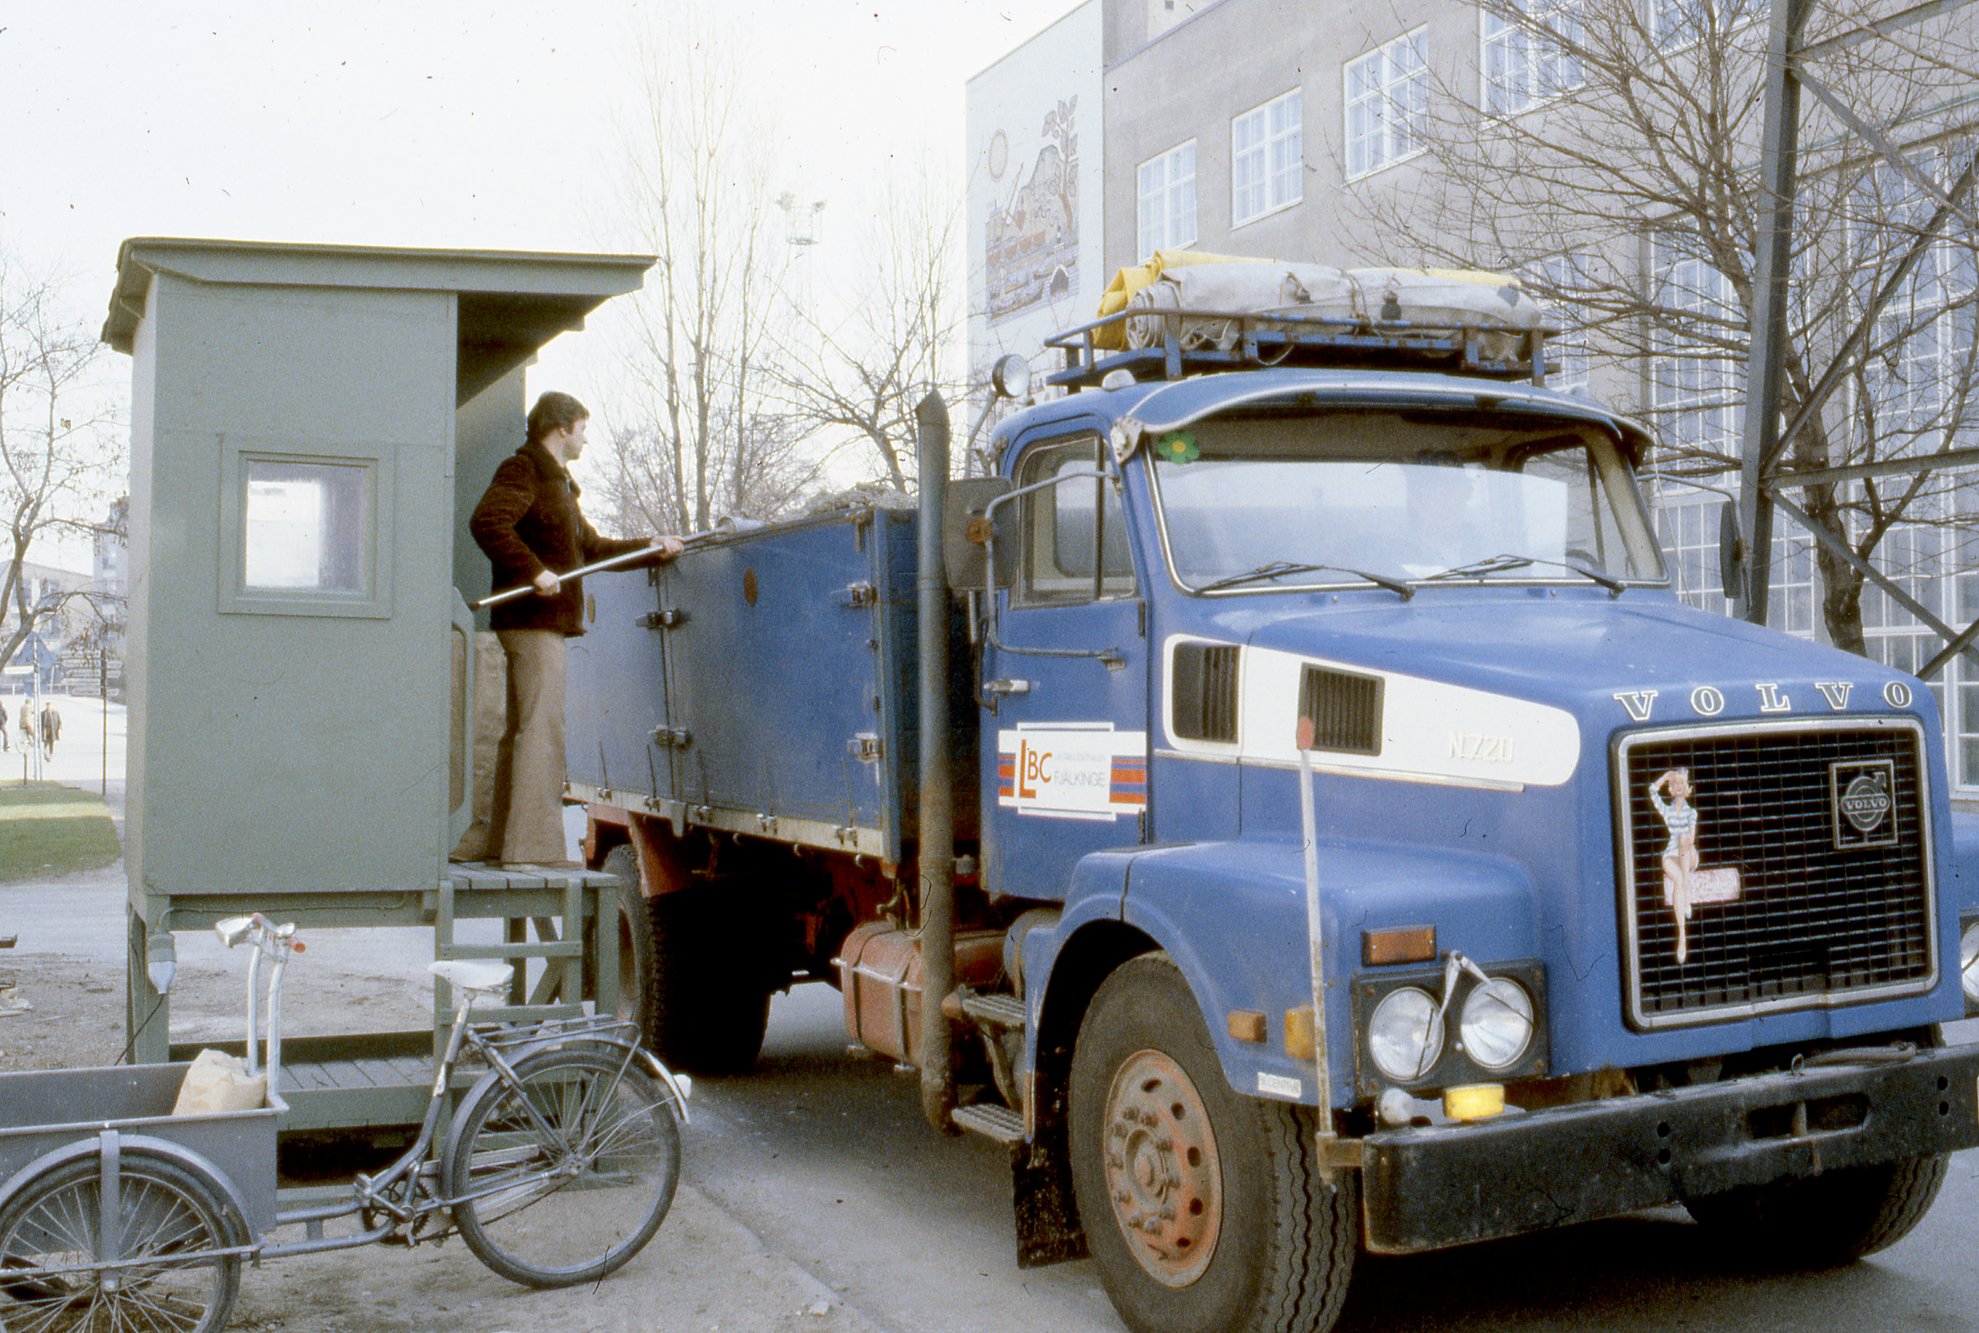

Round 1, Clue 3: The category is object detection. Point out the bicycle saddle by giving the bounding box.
[429,959,515,994]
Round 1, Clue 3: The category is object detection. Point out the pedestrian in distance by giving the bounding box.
[18,706,32,755]
[0,697,10,753]
[38,703,58,759]
[466,391,684,870]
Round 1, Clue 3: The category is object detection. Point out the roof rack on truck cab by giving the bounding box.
[1043,304,1559,389]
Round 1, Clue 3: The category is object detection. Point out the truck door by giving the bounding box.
[980,429,1148,899]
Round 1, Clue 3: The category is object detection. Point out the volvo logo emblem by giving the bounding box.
[1831,760,1898,849]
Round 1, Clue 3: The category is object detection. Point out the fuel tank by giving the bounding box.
[835,921,1003,1067]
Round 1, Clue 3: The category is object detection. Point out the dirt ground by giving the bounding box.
[0,944,884,1333]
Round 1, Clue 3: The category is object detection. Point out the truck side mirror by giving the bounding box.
[1717,499,1745,604]
[945,477,1015,591]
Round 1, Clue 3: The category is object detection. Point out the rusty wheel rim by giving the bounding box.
[1100,1048,1222,1287]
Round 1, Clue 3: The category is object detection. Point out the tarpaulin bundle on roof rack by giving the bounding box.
[1096,252,1549,361]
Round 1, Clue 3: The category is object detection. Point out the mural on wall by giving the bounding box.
[985,97,1079,325]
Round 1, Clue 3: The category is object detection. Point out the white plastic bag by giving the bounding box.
[172,1049,267,1115]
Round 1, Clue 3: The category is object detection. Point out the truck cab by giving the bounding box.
[574,272,1979,1333]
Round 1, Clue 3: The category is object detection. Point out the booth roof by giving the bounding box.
[101,236,655,403]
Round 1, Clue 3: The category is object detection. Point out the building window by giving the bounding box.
[1649,227,1742,457]
[1482,0,1585,115]
[1851,147,1979,457]
[1232,90,1302,224]
[1346,31,1428,180]
[1529,252,1594,395]
[1137,140,1198,257]
[1652,491,1813,635]
[1651,0,1766,51]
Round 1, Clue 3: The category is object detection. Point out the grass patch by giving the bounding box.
[0,782,121,881]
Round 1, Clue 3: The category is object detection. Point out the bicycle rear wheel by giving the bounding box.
[0,1152,241,1332]
[444,1046,680,1287]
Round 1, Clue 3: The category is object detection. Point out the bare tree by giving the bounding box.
[1342,0,1979,653]
[772,159,966,493]
[0,261,122,675]
[600,10,812,535]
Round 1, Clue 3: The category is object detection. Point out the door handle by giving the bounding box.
[984,678,1033,697]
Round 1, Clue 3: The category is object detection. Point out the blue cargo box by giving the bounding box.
[566,507,976,867]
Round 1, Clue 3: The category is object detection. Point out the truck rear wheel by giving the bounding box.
[1068,954,1356,1333]
[1683,1153,1949,1265]
[600,845,659,1038]
[599,842,772,1074]
[649,882,771,1076]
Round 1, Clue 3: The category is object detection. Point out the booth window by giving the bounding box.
[1017,437,1135,605]
[220,446,393,618]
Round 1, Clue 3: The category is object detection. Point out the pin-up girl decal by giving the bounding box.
[1648,768,1743,964]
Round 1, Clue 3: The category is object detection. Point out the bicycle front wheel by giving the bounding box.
[0,1152,241,1332]
[444,1046,680,1287]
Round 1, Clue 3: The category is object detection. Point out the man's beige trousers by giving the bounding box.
[482,627,569,865]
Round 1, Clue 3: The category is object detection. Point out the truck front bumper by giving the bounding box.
[1359,1042,1979,1253]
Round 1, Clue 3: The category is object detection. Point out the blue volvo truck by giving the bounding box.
[567,282,1979,1333]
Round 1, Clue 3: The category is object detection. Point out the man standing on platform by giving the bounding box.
[466,392,683,869]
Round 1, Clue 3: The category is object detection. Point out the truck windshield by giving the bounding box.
[1147,409,1665,594]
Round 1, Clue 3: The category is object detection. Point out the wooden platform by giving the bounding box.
[139,864,624,1135]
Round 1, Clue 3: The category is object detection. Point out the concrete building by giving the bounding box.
[965,0,1105,413]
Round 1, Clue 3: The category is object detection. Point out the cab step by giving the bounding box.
[958,990,1026,1031]
[952,1102,1025,1144]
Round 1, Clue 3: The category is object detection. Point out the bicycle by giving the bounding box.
[0,912,689,1332]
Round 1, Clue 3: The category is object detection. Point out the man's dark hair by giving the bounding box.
[527,391,590,443]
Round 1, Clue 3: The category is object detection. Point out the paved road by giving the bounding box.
[686,983,1979,1333]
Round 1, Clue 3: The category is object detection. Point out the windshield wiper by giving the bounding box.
[1197,560,1414,599]
[1421,552,1625,595]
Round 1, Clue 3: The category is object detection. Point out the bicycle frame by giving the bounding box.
[211,916,688,1262]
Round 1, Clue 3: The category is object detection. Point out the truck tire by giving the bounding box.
[651,884,772,1076]
[1683,1153,1949,1265]
[600,845,660,1041]
[1068,954,1357,1333]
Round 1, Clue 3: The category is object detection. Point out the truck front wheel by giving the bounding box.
[1683,1154,1949,1265]
[1068,954,1357,1333]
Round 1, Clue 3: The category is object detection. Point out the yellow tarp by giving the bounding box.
[1093,250,1257,349]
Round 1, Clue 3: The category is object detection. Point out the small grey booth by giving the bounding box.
[102,237,652,1130]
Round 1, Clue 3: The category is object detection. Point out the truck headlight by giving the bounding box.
[1961,921,1979,1008]
[1368,986,1444,1082]
[1459,977,1535,1070]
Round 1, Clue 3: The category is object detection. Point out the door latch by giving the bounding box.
[649,726,692,749]
[640,608,689,629]
[983,678,1033,697]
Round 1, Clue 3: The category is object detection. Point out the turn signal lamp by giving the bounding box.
[1363,924,1437,966]
[1443,1083,1506,1121]
[1284,1006,1316,1061]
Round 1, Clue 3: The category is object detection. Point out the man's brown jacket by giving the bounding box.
[469,440,648,636]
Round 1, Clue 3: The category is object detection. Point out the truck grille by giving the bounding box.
[1615,719,1935,1029]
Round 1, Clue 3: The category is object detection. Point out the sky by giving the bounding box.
[0,0,1084,563]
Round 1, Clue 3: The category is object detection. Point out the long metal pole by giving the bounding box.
[1735,0,1810,624]
[914,391,957,1133]
[1295,717,1335,1165]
